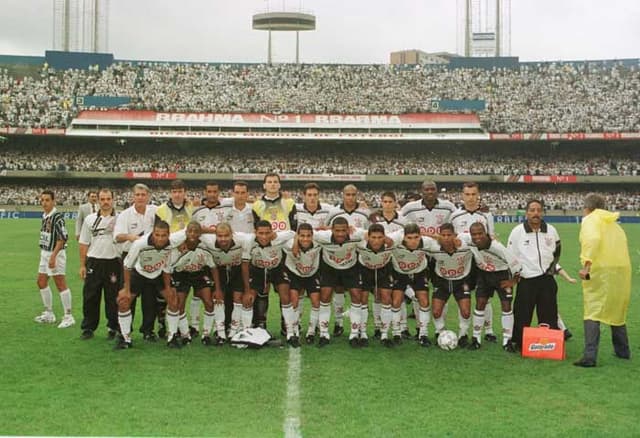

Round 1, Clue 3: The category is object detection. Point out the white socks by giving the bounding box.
[484,302,494,335]
[380,304,392,340]
[502,311,514,345]
[308,306,319,337]
[334,293,345,327]
[59,289,72,315]
[190,296,201,329]
[349,304,361,339]
[418,306,431,337]
[473,309,485,342]
[167,310,180,339]
[319,301,331,338]
[118,310,132,341]
[40,287,53,311]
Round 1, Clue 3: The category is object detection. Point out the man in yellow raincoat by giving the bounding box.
[574,193,631,367]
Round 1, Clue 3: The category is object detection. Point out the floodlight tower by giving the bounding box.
[457,0,511,57]
[252,0,316,64]
[53,0,109,52]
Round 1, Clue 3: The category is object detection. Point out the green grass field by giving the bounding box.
[2,221,639,437]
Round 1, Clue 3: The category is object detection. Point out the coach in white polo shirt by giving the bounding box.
[507,199,561,350]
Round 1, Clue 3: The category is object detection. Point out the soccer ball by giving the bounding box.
[437,330,458,350]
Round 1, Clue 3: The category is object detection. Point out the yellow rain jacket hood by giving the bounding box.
[579,209,631,325]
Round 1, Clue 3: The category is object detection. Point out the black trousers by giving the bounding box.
[130,271,163,335]
[512,274,558,345]
[583,320,630,362]
[81,257,120,333]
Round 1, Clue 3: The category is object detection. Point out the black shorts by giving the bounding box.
[393,268,430,292]
[476,270,514,302]
[319,260,363,290]
[249,262,289,295]
[360,263,395,291]
[287,268,321,295]
[432,277,472,302]
[218,264,245,293]
[130,270,163,296]
[171,269,214,294]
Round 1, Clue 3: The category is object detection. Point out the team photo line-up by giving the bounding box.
[35,174,631,365]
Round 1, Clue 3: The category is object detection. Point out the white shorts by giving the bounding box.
[38,250,67,276]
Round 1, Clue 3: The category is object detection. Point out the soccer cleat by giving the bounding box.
[114,338,132,350]
[573,358,596,368]
[318,336,330,348]
[457,335,469,348]
[80,330,94,340]
[57,314,75,329]
[201,335,213,346]
[106,329,118,340]
[34,311,56,324]
[468,337,482,350]
[401,329,412,340]
[419,336,432,348]
[214,335,226,347]
[393,335,402,345]
[167,335,182,349]
[484,333,498,343]
[143,332,158,342]
[564,329,573,340]
[333,324,344,337]
[382,338,394,348]
[349,338,360,348]
[373,329,382,339]
[189,326,200,338]
[503,341,517,353]
[157,325,167,339]
[287,336,301,348]
[181,335,192,346]
[358,337,369,348]
[305,334,315,345]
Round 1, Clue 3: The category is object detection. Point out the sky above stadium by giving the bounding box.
[0,0,638,64]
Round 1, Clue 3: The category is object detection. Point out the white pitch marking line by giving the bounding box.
[284,346,302,438]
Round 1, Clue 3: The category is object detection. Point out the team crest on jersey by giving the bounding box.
[436,213,446,223]
[216,211,225,222]
[545,236,554,246]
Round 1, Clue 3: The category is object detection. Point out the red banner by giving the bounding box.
[124,171,177,180]
[76,110,480,125]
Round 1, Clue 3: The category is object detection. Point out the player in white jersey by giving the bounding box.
[203,223,252,338]
[460,222,522,351]
[244,220,298,346]
[324,184,370,336]
[451,182,498,342]
[224,181,254,233]
[295,182,332,230]
[164,221,224,347]
[369,191,410,340]
[400,180,456,235]
[283,223,323,344]
[357,224,395,347]
[389,223,438,347]
[314,217,366,347]
[115,220,174,349]
[427,223,474,347]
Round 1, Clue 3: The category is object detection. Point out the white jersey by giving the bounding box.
[507,221,561,279]
[167,243,216,274]
[459,234,521,275]
[223,203,255,234]
[357,241,394,270]
[326,205,371,229]
[314,229,365,270]
[192,199,232,229]
[400,199,456,235]
[295,202,332,229]
[194,232,253,268]
[248,231,295,270]
[450,208,495,236]
[389,232,438,274]
[283,240,323,277]
[426,242,474,281]
[79,212,119,260]
[123,232,174,279]
[113,204,157,254]
[370,211,406,234]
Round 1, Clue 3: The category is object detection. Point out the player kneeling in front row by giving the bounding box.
[462,222,521,351]
[358,224,395,347]
[244,221,298,346]
[164,221,225,347]
[427,223,474,347]
[390,223,437,348]
[283,223,323,345]
[115,220,174,349]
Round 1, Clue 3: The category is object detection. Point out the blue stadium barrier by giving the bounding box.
[0,211,78,220]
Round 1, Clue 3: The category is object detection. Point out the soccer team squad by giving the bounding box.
[36,175,569,352]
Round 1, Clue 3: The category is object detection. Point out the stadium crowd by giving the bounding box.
[1,144,638,176]
[2,61,640,132]
[2,184,638,212]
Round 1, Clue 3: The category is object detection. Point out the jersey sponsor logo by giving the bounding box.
[295,263,316,275]
[397,260,422,271]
